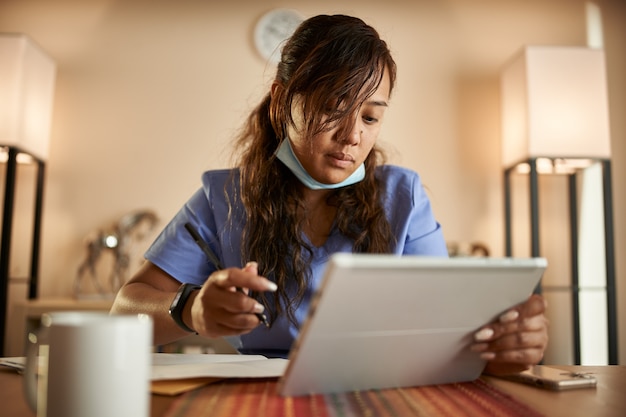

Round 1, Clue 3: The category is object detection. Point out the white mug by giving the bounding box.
[24,311,153,417]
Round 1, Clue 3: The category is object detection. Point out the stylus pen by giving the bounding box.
[184,222,269,327]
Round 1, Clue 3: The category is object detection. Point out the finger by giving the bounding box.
[518,294,547,317]
[195,282,264,318]
[472,320,548,370]
[206,287,265,316]
[482,346,545,365]
[200,312,261,336]
[470,329,545,355]
[209,268,269,314]
[497,294,546,327]
[491,313,548,338]
[238,262,260,295]
[243,261,258,274]
[473,318,548,357]
[474,296,548,342]
[210,309,263,331]
[210,268,277,293]
[195,290,265,335]
[484,326,547,352]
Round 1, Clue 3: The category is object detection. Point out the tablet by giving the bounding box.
[278,253,547,396]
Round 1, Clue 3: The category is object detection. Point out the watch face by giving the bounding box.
[254,8,303,63]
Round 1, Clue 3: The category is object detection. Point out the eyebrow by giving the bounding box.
[366,99,389,107]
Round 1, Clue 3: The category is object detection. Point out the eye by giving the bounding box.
[363,115,378,124]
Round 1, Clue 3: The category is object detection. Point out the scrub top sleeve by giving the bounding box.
[144,187,219,285]
[402,173,449,257]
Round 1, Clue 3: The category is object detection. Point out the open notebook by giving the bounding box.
[278,254,546,396]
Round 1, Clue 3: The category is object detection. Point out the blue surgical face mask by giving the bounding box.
[274,138,365,190]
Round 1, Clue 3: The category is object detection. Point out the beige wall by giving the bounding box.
[1,0,624,363]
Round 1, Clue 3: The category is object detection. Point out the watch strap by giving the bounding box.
[169,283,201,333]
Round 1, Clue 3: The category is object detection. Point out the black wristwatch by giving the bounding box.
[169,283,201,333]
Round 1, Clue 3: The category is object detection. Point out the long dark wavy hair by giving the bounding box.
[231,14,397,326]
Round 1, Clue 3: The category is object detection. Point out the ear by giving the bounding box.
[270,81,282,100]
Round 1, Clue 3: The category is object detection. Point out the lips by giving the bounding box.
[327,152,355,162]
[325,152,355,170]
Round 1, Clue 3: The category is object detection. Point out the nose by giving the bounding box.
[336,116,361,146]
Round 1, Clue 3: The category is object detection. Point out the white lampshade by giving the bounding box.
[501,46,611,168]
[0,33,56,161]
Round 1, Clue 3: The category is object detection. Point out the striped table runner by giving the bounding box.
[163,378,544,417]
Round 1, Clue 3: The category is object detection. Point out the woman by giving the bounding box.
[111,14,548,375]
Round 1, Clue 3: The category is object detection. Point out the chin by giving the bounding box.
[319,177,347,186]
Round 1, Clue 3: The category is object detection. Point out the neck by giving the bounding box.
[300,185,333,207]
[298,186,336,247]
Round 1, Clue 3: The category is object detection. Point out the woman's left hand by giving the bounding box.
[471,294,549,375]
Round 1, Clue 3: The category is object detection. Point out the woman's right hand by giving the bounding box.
[189,261,277,338]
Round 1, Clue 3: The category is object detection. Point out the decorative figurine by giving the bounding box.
[74,210,159,298]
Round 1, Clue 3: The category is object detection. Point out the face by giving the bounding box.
[286,69,391,186]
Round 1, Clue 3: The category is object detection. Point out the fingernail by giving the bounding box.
[480,352,496,360]
[253,303,265,313]
[213,270,229,283]
[499,310,519,323]
[245,261,258,270]
[474,328,494,341]
[265,281,278,292]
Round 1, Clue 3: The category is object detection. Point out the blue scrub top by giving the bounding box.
[145,164,447,357]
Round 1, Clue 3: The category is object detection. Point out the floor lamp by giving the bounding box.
[501,46,617,365]
[0,33,56,356]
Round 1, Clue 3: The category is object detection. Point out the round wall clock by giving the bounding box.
[253,8,304,64]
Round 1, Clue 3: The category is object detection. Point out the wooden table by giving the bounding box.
[1,365,624,416]
[482,366,625,417]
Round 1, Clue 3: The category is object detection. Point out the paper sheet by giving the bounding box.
[1,353,288,396]
[151,377,225,396]
[0,357,25,372]
[151,353,288,380]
